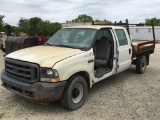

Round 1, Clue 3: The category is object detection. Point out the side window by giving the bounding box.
[115,29,128,46]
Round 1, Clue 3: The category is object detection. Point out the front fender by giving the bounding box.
[54,49,94,87]
[62,63,93,86]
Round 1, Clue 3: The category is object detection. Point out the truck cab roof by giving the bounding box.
[64,25,125,30]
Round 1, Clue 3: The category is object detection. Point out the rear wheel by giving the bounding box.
[60,75,88,110]
[136,55,147,74]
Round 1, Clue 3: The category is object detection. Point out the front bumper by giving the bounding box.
[1,70,67,101]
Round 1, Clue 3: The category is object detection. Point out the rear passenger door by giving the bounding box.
[114,29,132,73]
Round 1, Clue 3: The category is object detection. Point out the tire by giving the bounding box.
[60,75,88,110]
[0,43,5,52]
[136,55,147,74]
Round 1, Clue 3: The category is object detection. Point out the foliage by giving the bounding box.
[37,21,61,36]
[17,17,61,36]
[1,14,160,36]
[0,113,5,119]
[103,19,112,24]
[145,18,160,26]
[67,14,112,24]
[28,17,42,36]
[67,14,93,23]
[119,20,122,23]
[78,14,93,22]
[95,19,102,22]
[37,20,50,36]
[11,26,19,35]
[49,22,61,35]
[18,18,29,33]
[0,15,5,32]
[95,19,112,24]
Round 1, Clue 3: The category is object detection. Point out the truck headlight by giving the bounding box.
[40,68,60,82]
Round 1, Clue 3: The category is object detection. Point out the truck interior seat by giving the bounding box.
[95,37,111,66]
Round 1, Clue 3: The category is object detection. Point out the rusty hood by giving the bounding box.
[6,46,84,68]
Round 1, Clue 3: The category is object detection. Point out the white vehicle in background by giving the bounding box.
[1,20,156,110]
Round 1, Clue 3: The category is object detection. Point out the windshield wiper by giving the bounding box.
[45,43,53,46]
[77,47,87,51]
[57,45,78,49]
[45,44,86,50]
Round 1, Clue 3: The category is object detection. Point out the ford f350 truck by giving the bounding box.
[1,20,155,110]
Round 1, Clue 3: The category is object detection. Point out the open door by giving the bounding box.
[94,28,114,78]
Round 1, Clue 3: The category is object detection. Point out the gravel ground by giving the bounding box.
[0,44,160,120]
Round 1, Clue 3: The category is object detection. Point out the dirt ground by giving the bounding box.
[0,44,160,120]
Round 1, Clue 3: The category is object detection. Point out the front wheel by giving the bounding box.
[136,55,147,74]
[60,75,88,110]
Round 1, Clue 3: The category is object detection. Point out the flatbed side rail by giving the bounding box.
[137,41,154,52]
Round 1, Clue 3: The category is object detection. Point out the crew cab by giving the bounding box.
[1,20,155,110]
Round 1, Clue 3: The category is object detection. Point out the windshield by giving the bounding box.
[46,28,97,49]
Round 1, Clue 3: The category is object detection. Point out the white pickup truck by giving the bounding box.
[1,21,155,110]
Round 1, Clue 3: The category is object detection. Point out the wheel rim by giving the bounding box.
[72,83,83,104]
[141,60,146,71]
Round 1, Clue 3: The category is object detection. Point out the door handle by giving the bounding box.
[88,59,94,63]
[129,49,131,54]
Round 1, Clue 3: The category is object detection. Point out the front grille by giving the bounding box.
[5,58,39,83]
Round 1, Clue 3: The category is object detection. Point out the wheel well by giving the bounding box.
[69,71,90,88]
[132,53,150,65]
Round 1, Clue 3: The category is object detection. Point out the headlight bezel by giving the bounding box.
[40,68,60,82]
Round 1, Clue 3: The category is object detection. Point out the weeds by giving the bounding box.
[0,113,5,119]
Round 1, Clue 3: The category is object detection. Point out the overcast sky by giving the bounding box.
[0,0,160,26]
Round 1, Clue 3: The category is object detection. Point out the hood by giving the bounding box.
[6,46,84,68]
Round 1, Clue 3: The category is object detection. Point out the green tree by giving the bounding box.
[119,20,122,23]
[95,19,103,22]
[103,19,112,24]
[48,22,61,35]
[37,21,61,36]
[94,19,112,24]
[18,18,29,33]
[78,14,93,22]
[28,17,42,36]
[37,20,50,36]
[18,17,61,36]
[11,26,19,35]
[145,18,160,26]
[67,14,93,23]
[0,15,5,32]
